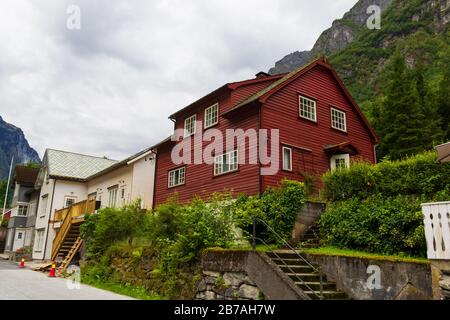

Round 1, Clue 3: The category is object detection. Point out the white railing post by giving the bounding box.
[422,201,450,260]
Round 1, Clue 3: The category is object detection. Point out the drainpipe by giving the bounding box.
[257,103,262,195]
[42,178,56,261]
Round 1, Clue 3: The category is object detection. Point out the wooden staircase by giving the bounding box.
[51,199,96,265]
[57,237,83,276]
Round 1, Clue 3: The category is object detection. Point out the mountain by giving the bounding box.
[269,0,393,75]
[0,116,41,179]
[269,0,450,138]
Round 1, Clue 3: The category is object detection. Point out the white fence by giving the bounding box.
[422,201,450,260]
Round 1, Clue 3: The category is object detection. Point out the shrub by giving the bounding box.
[233,179,306,243]
[319,195,428,256]
[322,151,449,201]
[80,201,150,258]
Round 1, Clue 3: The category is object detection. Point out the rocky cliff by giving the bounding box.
[269,0,393,74]
[0,116,40,179]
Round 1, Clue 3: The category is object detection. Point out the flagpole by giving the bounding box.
[1,156,14,219]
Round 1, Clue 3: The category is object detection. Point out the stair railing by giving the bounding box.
[51,205,74,260]
[234,216,324,300]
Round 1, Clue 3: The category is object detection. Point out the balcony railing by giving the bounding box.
[53,199,97,223]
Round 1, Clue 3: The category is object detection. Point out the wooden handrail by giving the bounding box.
[51,199,96,260]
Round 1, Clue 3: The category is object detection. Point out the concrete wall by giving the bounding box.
[291,202,325,242]
[201,250,308,300]
[305,253,433,300]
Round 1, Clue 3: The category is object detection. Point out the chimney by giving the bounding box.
[255,71,270,79]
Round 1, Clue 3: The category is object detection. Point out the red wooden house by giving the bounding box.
[152,57,378,207]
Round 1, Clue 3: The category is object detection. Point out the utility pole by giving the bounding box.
[1,156,14,220]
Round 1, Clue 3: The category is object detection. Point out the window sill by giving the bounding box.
[167,183,186,190]
[213,169,239,178]
[298,116,318,125]
[330,127,348,134]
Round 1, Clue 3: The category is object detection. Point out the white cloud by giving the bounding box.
[0,0,357,160]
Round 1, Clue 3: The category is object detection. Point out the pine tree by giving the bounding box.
[376,50,430,160]
[436,66,450,140]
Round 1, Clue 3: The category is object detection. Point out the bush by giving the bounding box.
[322,151,449,201]
[233,179,306,243]
[319,195,427,256]
[80,201,150,258]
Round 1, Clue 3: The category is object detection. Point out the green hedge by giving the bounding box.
[319,195,427,256]
[322,151,449,201]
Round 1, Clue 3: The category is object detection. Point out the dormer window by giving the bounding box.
[299,95,317,122]
[184,114,197,137]
[204,103,219,128]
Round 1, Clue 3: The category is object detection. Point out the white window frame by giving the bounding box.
[330,154,350,170]
[168,167,186,188]
[282,147,293,171]
[17,205,29,217]
[39,195,48,218]
[331,107,347,132]
[35,229,44,252]
[184,114,197,137]
[108,185,118,208]
[299,95,317,122]
[214,150,239,176]
[204,103,219,129]
[64,196,77,208]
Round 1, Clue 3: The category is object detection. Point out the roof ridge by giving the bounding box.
[46,148,118,162]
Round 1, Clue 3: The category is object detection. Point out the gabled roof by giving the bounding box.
[13,165,40,186]
[324,142,359,156]
[44,149,118,182]
[224,57,379,143]
[86,147,155,180]
[168,73,285,120]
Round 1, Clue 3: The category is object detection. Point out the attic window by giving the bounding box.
[299,95,317,122]
[184,114,196,137]
[204,103,219,128]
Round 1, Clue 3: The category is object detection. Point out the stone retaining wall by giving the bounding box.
[195,270,263,300]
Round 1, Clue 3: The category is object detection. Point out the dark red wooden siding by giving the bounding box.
[261,65,376,190]
[153,79,279,206]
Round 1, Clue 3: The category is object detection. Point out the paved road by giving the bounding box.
[0,260,134,300]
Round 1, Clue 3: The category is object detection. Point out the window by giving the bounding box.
[331,107,347,132]
[214,150,238,176]
[18,205,28,216]
[64,196,77,208]
[330,154,350,170]
[88,193,97,201]
[204,103,219,128]
[184,114,197,137]
[299,95,317,122]
[35,229,44,251]
[120,187,126,206]
[168,167,186,188]
[17,232,23,240]
[108,185,118,207]
[40,195,48,218]
[282,147,292,171]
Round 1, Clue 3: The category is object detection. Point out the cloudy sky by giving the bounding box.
[0,0,357,160]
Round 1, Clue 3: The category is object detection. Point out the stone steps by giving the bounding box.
[268,250,349,300]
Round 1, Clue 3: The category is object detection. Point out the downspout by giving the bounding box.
[258,103,262,195]
[152,151,158,210]
[42,178,56,261]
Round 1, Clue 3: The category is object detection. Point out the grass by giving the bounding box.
[81,277,166,300]
[300,246,429,264]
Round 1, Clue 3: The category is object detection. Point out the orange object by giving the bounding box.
[19,258,25,268]
[49,263,56,277]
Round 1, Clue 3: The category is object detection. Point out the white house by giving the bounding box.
[32,147,156,261]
